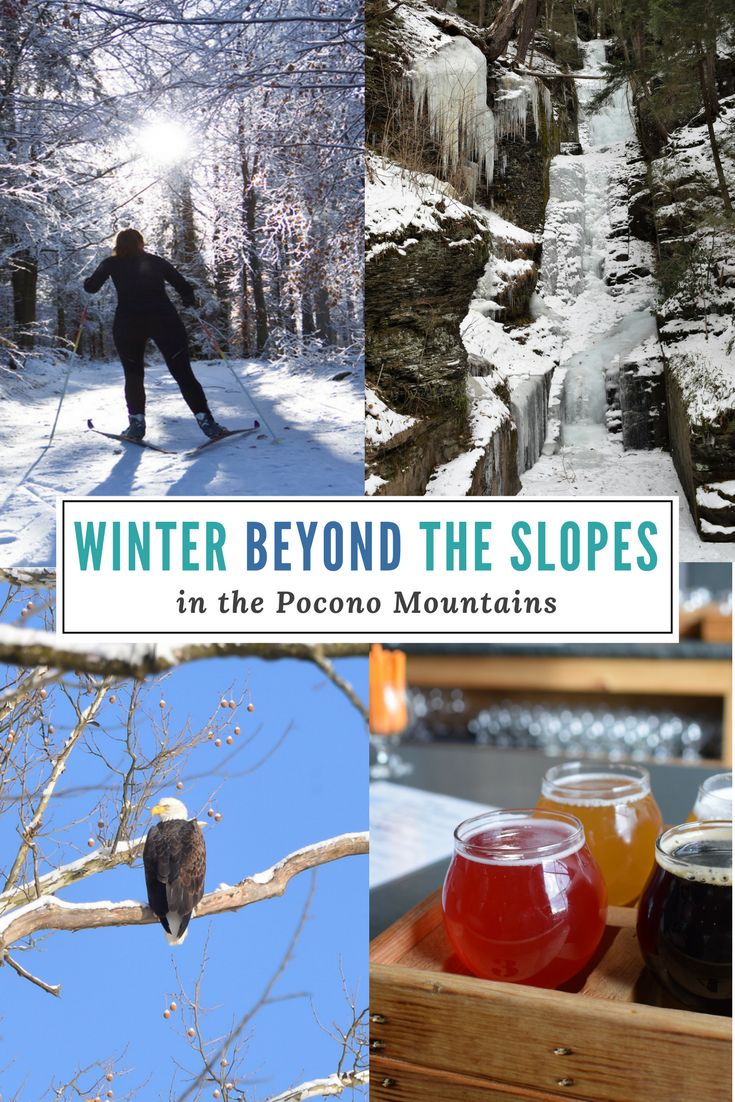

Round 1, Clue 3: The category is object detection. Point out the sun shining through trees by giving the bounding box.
[1,0,363,363]
[134,118,194,167]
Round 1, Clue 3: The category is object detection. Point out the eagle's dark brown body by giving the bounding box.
[143,818,206,944]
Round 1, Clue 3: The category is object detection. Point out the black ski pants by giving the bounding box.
[112,310,210,417]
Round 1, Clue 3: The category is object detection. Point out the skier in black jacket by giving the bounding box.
[83,228,225,441]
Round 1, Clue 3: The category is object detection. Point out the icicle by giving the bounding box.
[409,37,495,186]
[530,79,553,138]
[496,75,529,141]
[495,74,552,143]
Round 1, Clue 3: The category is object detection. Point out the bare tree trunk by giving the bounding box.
[211,164,233,353]
[516,0,538,64]
[697,55,732,214]
[314,286,335,344]
[244,181,269,353]
[237,116,269,354]
[703,0,720,115]
[240,253,251,356]
[302,292,316,336]
[486,0,525,62]
[11,249,37,349]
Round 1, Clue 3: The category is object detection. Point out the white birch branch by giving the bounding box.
[266,1069,369,1101]
[0,831,368,953]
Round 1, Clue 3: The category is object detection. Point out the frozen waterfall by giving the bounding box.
[540,39,653,447]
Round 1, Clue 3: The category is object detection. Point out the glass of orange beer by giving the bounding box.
[537,762,662,906]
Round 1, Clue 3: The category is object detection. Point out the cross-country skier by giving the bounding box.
[83,228,225,441]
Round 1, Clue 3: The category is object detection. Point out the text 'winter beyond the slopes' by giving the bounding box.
[58,497,677,642]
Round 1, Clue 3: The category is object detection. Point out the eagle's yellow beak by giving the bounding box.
[150,803,163,817]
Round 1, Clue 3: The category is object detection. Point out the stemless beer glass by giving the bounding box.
[637,821,732,1015]
[537,762,663,906]
[690,773,733,822]
[442,809,607,988]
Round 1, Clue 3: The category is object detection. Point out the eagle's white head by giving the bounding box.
[150,796,188,822]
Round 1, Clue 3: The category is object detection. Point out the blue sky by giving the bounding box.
[0,592,367,1101]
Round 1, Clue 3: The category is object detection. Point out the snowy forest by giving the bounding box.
[365,0,735,553]
[0,0,365,561]
[2,0,363,358]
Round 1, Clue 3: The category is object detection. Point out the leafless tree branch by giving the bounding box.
[3,678,114,893]
[265,1068,369,1101]
[0,630,368,717]
[0,629,368,675]
[0,832,368,955]
[0,835,146,916]
[0,569,56,589]
[2,951,62,997]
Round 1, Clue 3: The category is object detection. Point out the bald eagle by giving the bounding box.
[143,797,206,945]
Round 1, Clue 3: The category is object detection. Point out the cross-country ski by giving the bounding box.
[87,418,260,456]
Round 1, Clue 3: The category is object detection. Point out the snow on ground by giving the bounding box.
[519,436,734,562]
[479,207,537,246]
[0,352,363,566]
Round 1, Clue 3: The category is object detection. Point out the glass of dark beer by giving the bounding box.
[637,821,731,1015]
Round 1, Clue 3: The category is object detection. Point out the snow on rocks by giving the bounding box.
[365,387,417,448]
[366,154,486,255]
[365,473,387,497]
[425,373,514,497]
[650,95,735,540]
[664,331,735,428]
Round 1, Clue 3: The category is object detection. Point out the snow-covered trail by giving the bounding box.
[519,435,731,562]
[0,354,363,565]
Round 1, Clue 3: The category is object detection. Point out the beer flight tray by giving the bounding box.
[370,889,732,1102]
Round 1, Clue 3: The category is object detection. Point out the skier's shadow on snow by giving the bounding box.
[87,443,145,497]
[161,420,361,497]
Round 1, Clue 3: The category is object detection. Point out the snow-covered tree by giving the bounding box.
[0,0,363,361]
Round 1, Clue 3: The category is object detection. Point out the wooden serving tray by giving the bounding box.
[370,891,732,1102]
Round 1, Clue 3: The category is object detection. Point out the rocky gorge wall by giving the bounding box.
[365,0,574,496]
[650,97,735,540]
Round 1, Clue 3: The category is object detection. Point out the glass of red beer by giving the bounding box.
[442,809,607,988]
[637,820,731,1015]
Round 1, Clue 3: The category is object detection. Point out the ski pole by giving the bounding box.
[71,304,89,355]
[47,305,88,445]
[196,314,282,444]
[1,304,89,511]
